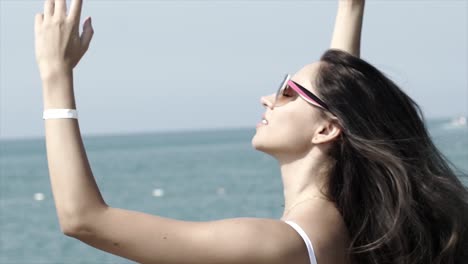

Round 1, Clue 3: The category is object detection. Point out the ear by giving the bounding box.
[311,120,341,144]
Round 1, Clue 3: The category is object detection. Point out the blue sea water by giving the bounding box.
[1,119,467,264]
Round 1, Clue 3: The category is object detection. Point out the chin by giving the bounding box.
[251,132,266,151]
[252,131,310,160]
[251,132,276,155]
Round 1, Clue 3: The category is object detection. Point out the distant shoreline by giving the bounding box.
[1,116,466,142]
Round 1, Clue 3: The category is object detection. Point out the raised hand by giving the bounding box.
[35,0,94,80]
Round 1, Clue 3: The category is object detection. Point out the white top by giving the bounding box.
[284,220,318,264]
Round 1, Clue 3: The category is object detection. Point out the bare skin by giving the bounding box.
[35,0,364,263]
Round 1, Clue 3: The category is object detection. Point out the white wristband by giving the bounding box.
[43,109,78,120]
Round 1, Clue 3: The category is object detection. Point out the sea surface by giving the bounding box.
[1,119,467,264]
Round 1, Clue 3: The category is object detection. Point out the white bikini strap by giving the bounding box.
[284,220,318,264]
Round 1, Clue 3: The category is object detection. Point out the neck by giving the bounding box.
[278,147,335,216]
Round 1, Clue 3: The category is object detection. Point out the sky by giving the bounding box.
[0,0,467,140]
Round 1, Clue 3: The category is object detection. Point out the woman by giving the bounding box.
[34,0,468,263]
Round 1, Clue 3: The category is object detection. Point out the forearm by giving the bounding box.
[43,70,106,230]
[330,0,365,57]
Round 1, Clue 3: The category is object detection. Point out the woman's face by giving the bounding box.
[252,63,330,157]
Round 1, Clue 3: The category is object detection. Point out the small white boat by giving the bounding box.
[450,116,467,127]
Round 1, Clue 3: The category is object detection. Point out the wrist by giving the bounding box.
[43,90,76,109]
[39,64,73,83]
[42,69,76,109]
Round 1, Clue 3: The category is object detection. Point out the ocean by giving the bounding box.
[1,118,467,264]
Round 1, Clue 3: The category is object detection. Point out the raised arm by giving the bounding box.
[35,0,103,230]
[34,1,310,263]
[330,0,365,57]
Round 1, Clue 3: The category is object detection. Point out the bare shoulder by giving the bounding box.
[287,200,350,264]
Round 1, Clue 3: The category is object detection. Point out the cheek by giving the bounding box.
[278,113,315,149]
[279,102,318,137]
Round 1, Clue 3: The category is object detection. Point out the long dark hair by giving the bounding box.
[315,49,468,264]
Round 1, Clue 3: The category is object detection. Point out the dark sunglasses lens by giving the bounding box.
[274,75,293,107]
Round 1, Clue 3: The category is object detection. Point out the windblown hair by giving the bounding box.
[315,49,468,264]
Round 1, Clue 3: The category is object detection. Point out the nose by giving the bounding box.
[260,94,275,109]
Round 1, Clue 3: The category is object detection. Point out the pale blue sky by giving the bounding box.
[1,1,467,139]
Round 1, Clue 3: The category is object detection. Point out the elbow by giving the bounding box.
[57,206,107,238]
[61,225,81,237]
[59,214,89,237]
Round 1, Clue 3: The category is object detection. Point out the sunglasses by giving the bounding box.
[274,74,332,112]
